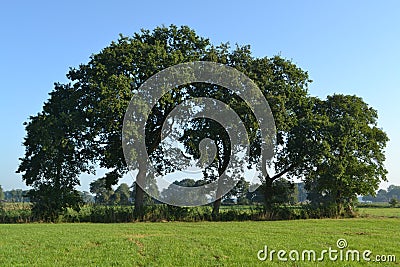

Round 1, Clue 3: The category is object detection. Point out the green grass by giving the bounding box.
[1,218,399,266]
[358,207,400,218]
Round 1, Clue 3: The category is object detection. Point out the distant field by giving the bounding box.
[1,218,399,266]
[358,207,400,218]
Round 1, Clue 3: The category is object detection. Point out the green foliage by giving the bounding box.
[387,185,400,200]
[305,95,389,217]
[90,180,133,206]
[248,178,296,214]
[363,185,400,202]
[2,189,29,202]
[17,83,91,220]
[223,177,251,204]
[160,179,208,206]
[90,178,115,205]
[2,202,399,223]
[388,198,398,207]
[114,183,131,205]
[53,24,318,217]
[0,203,300,223]
[27,184,82,222]
[0,202,32,223]
[17,25,388,221]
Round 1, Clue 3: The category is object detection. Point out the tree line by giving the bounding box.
[16,25,389,222]
[2,181,397,223]
[0,187,29,202]
[362,185,400,204]
[0,180,304,205]
[4,182,397,207]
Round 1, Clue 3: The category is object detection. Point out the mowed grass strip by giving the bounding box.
[0,218,399,266]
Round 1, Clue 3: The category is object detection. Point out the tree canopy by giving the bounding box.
[17,25,389,220]
[305,94,389,215]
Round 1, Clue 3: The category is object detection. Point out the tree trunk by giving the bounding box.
[261,152,274,215]
[134,182,145,219]
[134,159,146,220]
[263,178,274,215]
[212,175,224,219]
[212,198,222,219]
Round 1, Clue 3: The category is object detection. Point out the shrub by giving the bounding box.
[389,198,398,208]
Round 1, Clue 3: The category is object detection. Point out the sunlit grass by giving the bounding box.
[0,218,399,266]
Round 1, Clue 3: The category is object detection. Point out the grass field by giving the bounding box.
[1,217,399,266]
[358,208,400,218]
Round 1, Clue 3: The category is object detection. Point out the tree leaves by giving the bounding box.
[17,25,389,219]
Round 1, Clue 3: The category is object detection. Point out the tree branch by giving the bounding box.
[270,163,299,181]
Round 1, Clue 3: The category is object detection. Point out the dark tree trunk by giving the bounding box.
[212,174,224,219]
[263,177,274,214]
[261,153,274,214]
[134,159,146,220]
[134,182,145,219]
[212,198,222,220]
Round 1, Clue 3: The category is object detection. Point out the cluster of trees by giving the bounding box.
[0,186,30,202]
[89,180,131,205]
[362,185,400,203]
[160,178,307,207]
[0,180,310,207]
[17,25,388,221]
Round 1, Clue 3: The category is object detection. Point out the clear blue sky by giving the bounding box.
[0,0,399,191]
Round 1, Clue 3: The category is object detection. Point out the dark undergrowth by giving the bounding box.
[0,202,366,223]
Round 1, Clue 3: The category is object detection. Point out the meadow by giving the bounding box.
[1,214,399,266]
[358,208,400,218]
